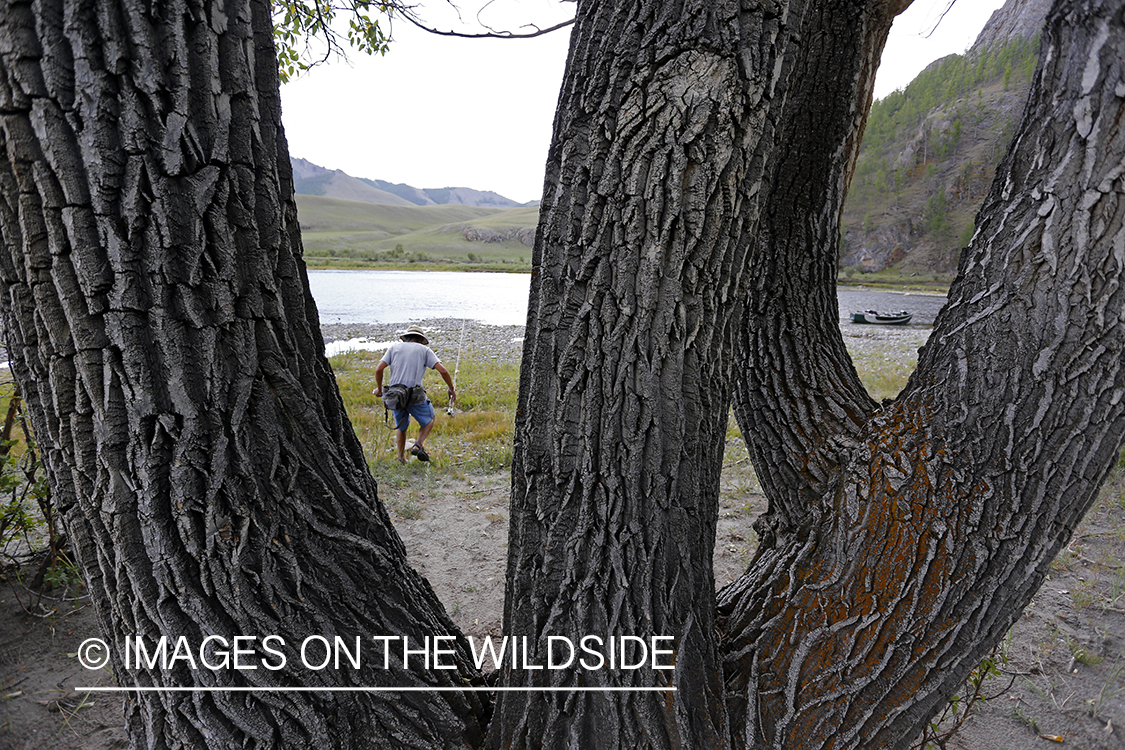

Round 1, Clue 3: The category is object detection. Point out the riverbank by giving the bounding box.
[321,318,526,365]
[306,260,533,274]
[304,261,949,294]
[320,316,933,370]
[838,271,952,294]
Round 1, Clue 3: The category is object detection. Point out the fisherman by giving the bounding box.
[374,325,457,464]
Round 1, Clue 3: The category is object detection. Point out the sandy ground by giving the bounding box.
[2,322,1123,750]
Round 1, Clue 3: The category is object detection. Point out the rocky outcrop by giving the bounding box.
[840,224,913,272]
[969,0,1053,56]
[462,226,536,247]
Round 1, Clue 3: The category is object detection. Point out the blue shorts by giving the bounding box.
[394,400,435,432]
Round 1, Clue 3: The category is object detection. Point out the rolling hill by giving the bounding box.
[294,194,538,271]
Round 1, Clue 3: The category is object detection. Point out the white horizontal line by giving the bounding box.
[75,686,676,693]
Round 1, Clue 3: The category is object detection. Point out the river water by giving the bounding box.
[307,270,949,328]
[309,270,532,327]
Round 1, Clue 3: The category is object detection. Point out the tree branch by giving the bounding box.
[397,8,575,39]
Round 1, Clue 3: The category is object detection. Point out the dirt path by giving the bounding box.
[384,465,1125,750]
[0,586,124,750]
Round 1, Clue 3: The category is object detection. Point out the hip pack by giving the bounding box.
[382,384,426,410]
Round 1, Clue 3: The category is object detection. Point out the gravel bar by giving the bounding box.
[321,318,933,367]
[321,318,526,365]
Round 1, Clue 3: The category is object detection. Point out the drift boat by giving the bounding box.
[850,309,913,325]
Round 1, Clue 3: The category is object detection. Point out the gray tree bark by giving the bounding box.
[719,0,1125,747]
[492,0,918,747]
[0,1,485,747]
[490,0,807,746]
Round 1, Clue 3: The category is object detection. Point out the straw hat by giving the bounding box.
[400,325,429,346]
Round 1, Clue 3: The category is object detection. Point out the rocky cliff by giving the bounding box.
[839,0,1052,276]
[970,0,1055,55]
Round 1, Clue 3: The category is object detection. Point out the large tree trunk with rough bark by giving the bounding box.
[491,1,797,747]
[0,1,485,747]
[491,0,920,747]
[719,0,1125,747]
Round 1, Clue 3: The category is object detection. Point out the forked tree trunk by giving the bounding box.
[721,1,905,740]
[492,1,812,746]
[719,0,1125,747]
[728,0,902,551]
[0,1,486,747]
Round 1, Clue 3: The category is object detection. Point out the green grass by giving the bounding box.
[329,335,927,485]
[847,345,920,401]
[456,206,540,229]
[329,350,520,477]
[837,267,952,293]
[294,195,504,232]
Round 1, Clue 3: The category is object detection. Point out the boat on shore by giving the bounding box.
[850,309,913,325]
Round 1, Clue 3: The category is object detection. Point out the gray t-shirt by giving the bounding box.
[380,341,440,388]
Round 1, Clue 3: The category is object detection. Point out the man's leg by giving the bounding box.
[393,408,410,464]
[410,402,436,461]
[416,416,435,449]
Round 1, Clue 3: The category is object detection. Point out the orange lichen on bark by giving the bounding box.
[751,396,972,743]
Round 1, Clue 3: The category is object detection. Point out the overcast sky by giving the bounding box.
[280,0,1010,205]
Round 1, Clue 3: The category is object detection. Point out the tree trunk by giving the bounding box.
[0,1,486,747]
[719,0,1125,747]
[492,1,814,746]
[728,0,895,556]
[720,1,900,738]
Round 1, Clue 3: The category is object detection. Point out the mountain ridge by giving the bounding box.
[290,157,534,209]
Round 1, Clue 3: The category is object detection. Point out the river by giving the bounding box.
[308,270,949,327]
[308,270,532,327]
